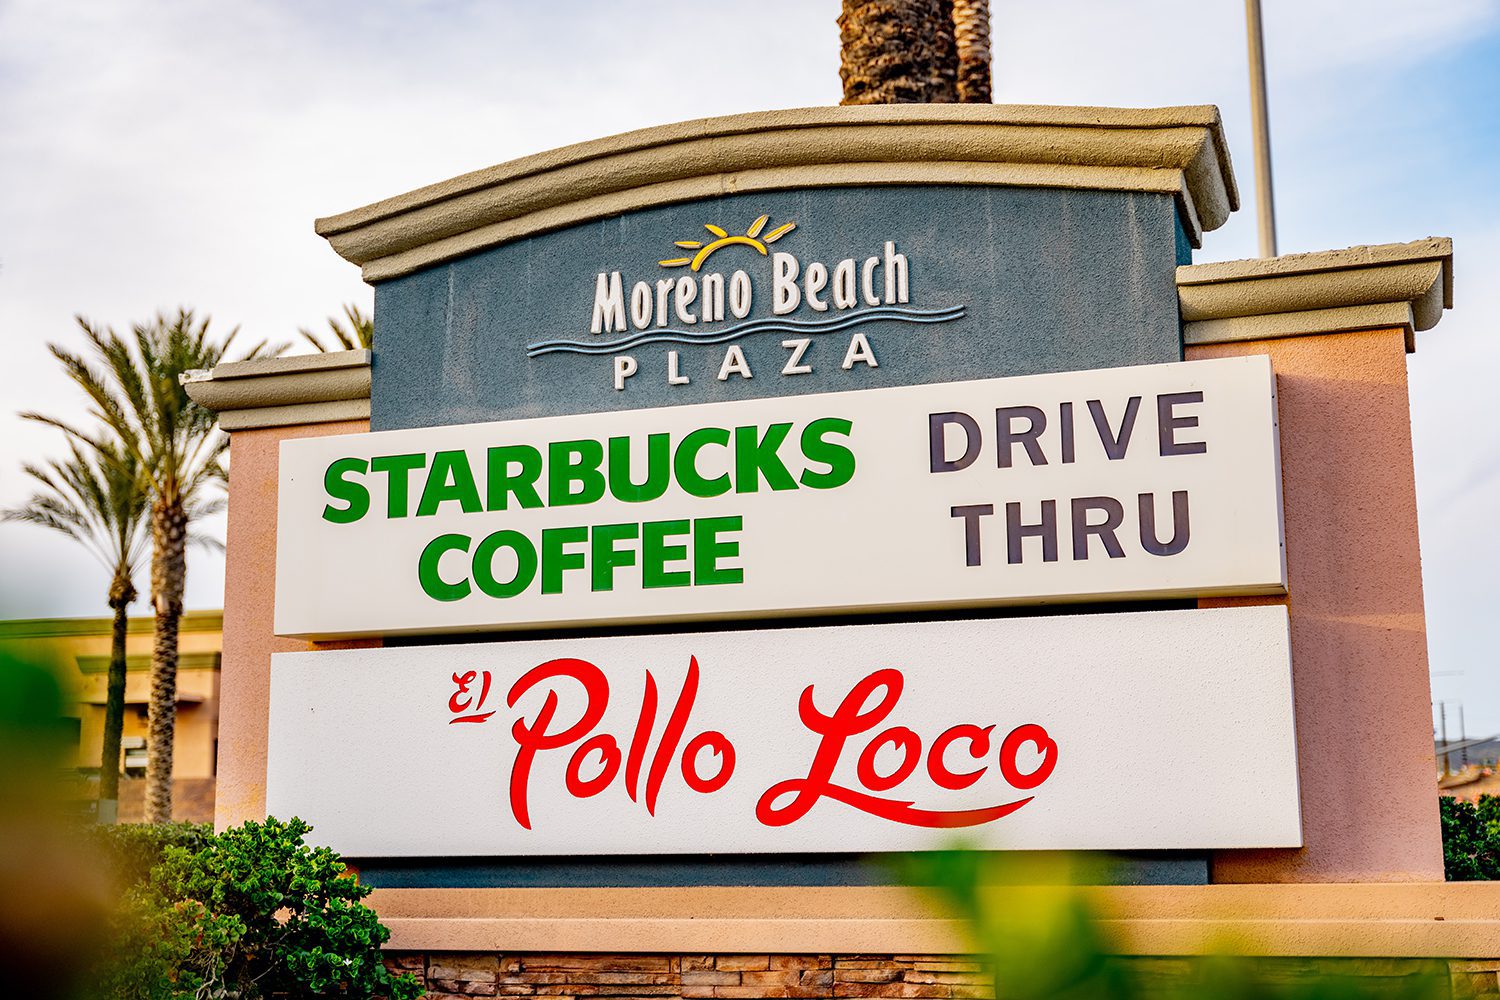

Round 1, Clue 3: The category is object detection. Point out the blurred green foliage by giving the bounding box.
[0,642,114,999]
[92,816,420,1000]
[89,821,213,892]
[0,639,70,775]
[1440,795,1500,881]
[898,850,1449,1000]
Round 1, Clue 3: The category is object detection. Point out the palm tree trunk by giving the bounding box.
[932,0,957,100]
[97,583,133,824]
[839,0,959,105]
[953,0,992,102]
[145,497,186,825]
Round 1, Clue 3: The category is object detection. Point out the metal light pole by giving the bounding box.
[1461,704,1469,768]
[1245,0,1278,257]
[1440,702,1450,775]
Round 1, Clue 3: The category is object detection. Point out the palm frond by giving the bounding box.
[35,309,285,553]
[187,532,226,554]
[185,495,227,520]
[300,302,373,352]
[46,338,145,467]
[2,433,150,580]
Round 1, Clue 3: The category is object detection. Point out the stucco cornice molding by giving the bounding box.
[0,609,223,639]
[77,651,222,674]
[182,351,371,431]
[369,882,1500,957]
[1177,237,1453,351]
[316,104,1239,282]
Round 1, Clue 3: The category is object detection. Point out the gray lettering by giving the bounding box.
[997,406,1047,468]
[930,412,982,473]
[1139,491,1191,555]
[1158,391,1207,456]
[1071,496,1126,560]
[1006,500,1058,564]
[950,504,995,566]
[1087,397,1141,460]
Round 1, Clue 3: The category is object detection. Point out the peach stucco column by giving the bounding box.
[1189,328,1443,882]
[216,419,370,831]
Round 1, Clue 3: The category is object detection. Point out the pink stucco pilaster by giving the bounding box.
[1189,328,1443,882]
[215,419,371,832]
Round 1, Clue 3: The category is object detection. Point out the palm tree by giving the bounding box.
[30,309,278,823]
[2,439,148,823]
[952,0,992,102]
[839,0,959,104]
[299,303,372,352]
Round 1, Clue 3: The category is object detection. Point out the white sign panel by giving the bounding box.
[275,355,1284,639]
[266,605,1300,856]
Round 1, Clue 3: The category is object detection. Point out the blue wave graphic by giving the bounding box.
[526,305,967,357]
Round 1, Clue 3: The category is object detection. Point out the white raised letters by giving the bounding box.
[842,333,878,370]
[592,272,626,333]
[613,355,638,390]
[718,345,753,381]
[781,338,813,376]
[590,240,920,388]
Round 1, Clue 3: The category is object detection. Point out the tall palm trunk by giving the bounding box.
[145,496,187,824]
[839,0,959,104]
[953,0,992,102]
[98,573,135,824]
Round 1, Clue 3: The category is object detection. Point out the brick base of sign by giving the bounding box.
[384,954,990,999]
[382,953,1500,999]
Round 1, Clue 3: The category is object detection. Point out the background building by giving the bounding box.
[0,610,222,822]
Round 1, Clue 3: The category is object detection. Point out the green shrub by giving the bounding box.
[1440,794,1500,880]
[96,816,419,1000]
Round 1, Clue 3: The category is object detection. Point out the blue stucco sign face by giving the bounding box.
[371,185,1188,431]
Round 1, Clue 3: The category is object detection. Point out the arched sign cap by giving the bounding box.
[315,104,1239,283]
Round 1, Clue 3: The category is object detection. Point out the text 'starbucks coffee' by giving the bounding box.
[275,355,1284,638]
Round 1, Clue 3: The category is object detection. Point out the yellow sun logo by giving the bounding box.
[658,215,797,271]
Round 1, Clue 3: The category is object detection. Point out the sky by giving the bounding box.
[1,0,1497,732]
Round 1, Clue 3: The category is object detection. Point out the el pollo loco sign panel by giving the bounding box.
[265,606,1300,855]
[274,355,1284,638]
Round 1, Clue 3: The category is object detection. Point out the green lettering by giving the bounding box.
[675,427,731,498]
[734,423,797,493]
[642,519,692,589]
[609,433,671,503]
[322,457,369,523]
[799,418,856,489]
[486,445,543,511]
[370,453,427,518]
[418,533,471,602]
[541,525,589,593]
[549,440,606,507]
[417,450,482,516]
[591,522,640,592]
[473,529,537,598]
[693,516,743,586]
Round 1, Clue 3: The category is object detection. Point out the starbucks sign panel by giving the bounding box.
[274,355,1284,639]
